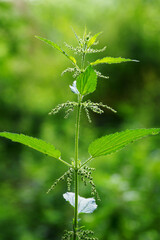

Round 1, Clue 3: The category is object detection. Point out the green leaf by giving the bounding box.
[69,56,77,65]
[76,65,97,95]
[35,36,77,65]
[88,128,160,158]
[87,32,102,48]
[0,132,61,159]
[90,57,139,66]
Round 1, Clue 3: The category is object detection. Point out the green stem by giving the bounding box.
[80,156,93,169]
[81,52,85,69]
[58,157,72,167]
[73,95,82,240]
[73,48,85,240]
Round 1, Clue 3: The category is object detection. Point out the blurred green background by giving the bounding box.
[0,0,160,239]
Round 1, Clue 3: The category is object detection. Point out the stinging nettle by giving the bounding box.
[0,28,159,240]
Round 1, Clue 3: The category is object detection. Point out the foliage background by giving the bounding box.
[0,0,160,239]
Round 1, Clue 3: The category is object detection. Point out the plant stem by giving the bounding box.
[81,52,85,69]
[73,95,82,240]
[73,49,85,240]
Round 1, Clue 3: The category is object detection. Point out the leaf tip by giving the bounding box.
[152,129,160,135]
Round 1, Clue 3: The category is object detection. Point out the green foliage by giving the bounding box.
[36,29,138,83]
[0,2,160,239]
[76,65,97,96]
[88,128,160,158]
[91,57,139,65]
[0,132,61,160]
[87,32,102,48]
[35,36,77,65]
[68,28,104,55]
[34,27,159,240]
[1,23,160,239]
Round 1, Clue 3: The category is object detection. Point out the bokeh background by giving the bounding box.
[0,0,160,239]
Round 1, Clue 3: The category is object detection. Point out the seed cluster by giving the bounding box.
[94,70,109,79]
[49,100,116,123]
[49,101,78,118]
[60,29,108,79]
[77,229,99,240]
[65,41,106,55]
[61,67,76,76]
[47,168,74,194]
[62,230,73,240]
[82,100,117,122]
[66,168,73,191]
[78,166,100,201]
[83,106,92,123]
[62,229,99,240]
[72,69,82,78]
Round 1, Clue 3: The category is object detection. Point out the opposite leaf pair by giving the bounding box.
[0,129,160,168]
[35,33,138,81]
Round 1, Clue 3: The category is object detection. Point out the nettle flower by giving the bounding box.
[63,192,97,213]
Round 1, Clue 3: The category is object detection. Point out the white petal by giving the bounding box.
[63,192,75,207]
[69,81,79,94]
[63,192,97,214]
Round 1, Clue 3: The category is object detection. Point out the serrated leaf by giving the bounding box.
[87,32,102,48]
[35,36,77,65]
[88,128,160,158]
[76,65,97,95]
[0,132,61,159]
[90,57,139,66]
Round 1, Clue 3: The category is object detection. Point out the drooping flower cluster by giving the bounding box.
[47,168,74,193]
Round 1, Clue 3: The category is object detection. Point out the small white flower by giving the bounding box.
[69,81,79,94]
[63,192,97,213]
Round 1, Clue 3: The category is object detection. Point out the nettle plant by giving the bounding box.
[0,29,160,240]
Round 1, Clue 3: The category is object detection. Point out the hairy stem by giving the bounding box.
[73,95,82,240]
